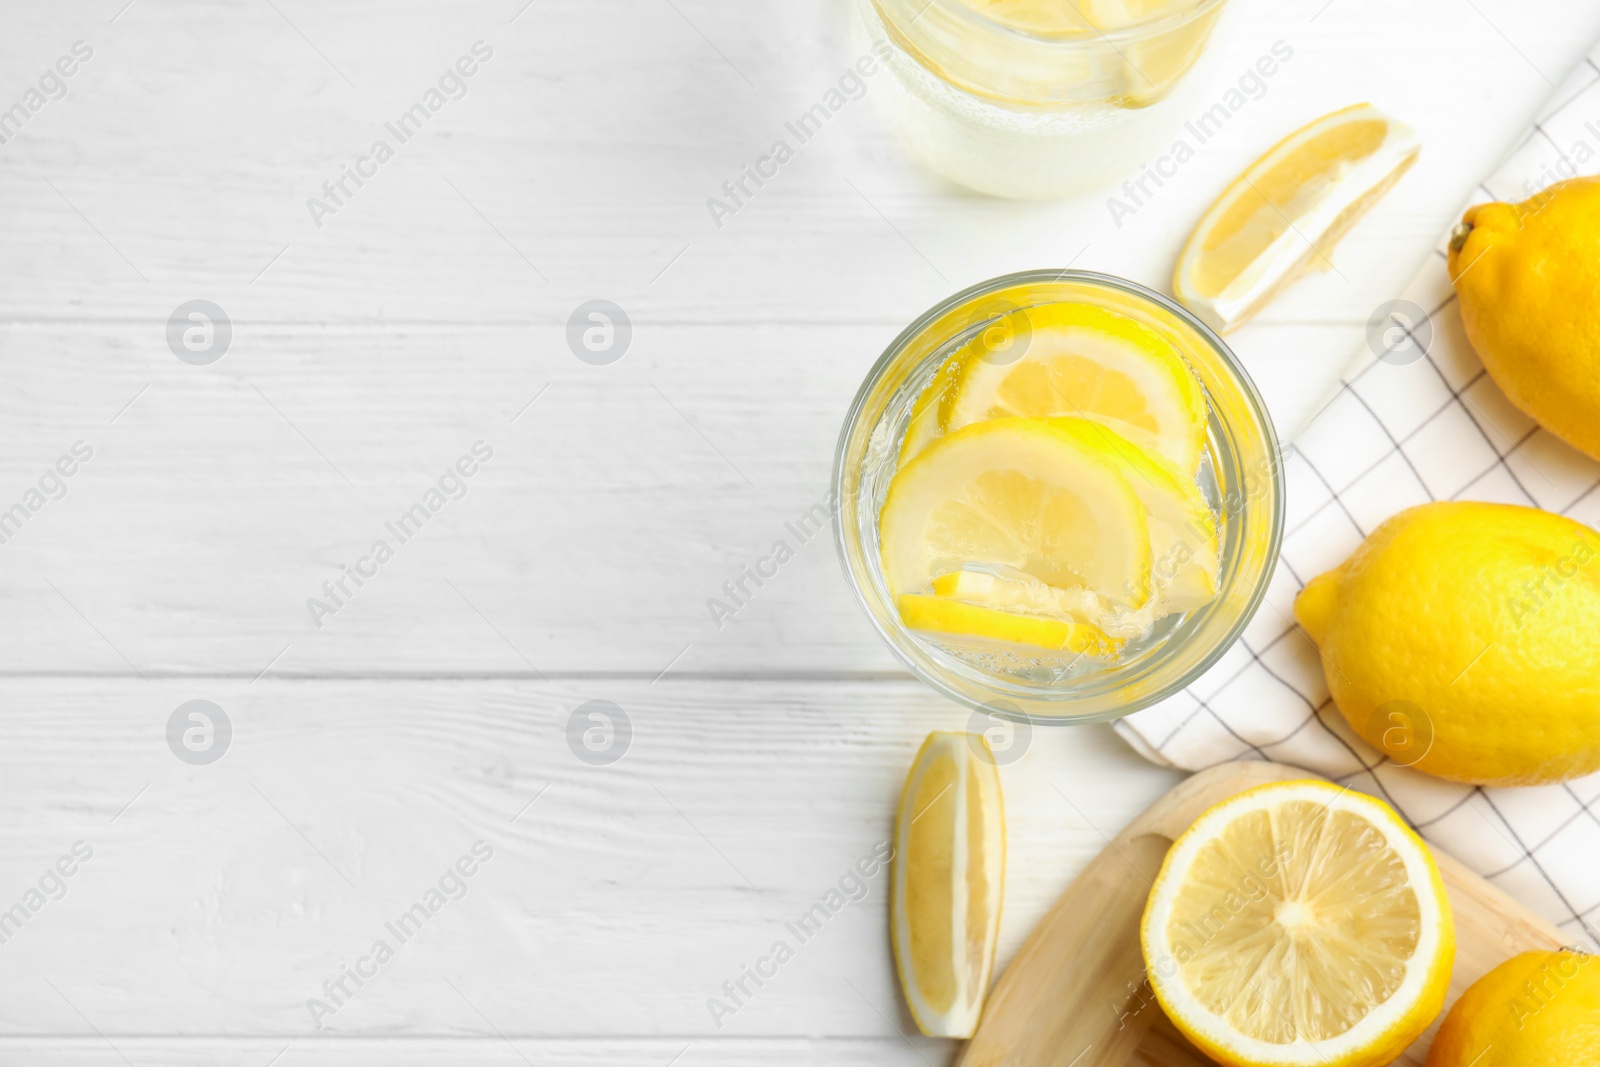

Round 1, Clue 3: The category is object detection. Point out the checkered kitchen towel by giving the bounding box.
[1116,40,1600,949]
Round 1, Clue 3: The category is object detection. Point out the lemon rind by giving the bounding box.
[890,732,1006,1039]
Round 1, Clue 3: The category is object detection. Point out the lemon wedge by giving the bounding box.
[892,731,1005,1038]
[914,302,1207,474]
[1047,417,1218,613]
[1174,103,1421,334]
[880,417,1153,608]
[898,592,1123,655]
[1142,779,1454,1067]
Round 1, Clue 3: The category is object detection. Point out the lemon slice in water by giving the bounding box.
[922,303,1208,474]
[880,418,1153,608]
[1046,416,1218,613]
[898,592,1123,655]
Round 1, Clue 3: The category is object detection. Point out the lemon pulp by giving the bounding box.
[1169,801,1421,1042]
[1142,780,1454,1067]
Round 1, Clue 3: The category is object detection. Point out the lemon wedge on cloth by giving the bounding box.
[891,731,1005,1038]
[1142,779,1454,1067]
[1174,103,1420,334]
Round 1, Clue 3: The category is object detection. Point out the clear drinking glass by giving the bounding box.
[851,0,1235,198]
[832,270,1283,724]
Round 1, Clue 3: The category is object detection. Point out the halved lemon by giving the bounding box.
[891,731,1005,1038]
[1047,417,1218,613]
[920,302,1208,474]
[1174,103,1421,334]
[880,418,1153,608]
[1141,780,1454,1067]
[898,592,1123,655]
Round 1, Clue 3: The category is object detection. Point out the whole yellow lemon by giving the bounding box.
[1449,176,1600,460]
[1425,950,1600,1067]
[1294,501,1600,786]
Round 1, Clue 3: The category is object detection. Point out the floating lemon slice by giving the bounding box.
[933,569,1103,621]
[900,350,962,464]
[1174,103,1421,334]
[959,0,1191,34]
[891,731,1005,1038]
[1142,779,1454,1067]
[1047,417,1218,613]
[932,568,1153,641]
[880,418,1153,608]
[898,592,1123,655]
[914,303,1207,475]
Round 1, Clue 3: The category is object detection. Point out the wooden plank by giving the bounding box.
[0,1038,949,1066]
[961,764,1566,1067]
[0,321,1343,675]
[0,677,1183,1039]
[0,1,1593,327]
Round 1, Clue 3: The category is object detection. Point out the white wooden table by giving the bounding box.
[2,0,1596,1063]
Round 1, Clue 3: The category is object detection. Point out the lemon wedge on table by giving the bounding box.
[1142,779,1454,1067]
[903,302,1208,474]
[880,417,1153,609]
[891,731,1005,1039]
[1174,103,1421,334]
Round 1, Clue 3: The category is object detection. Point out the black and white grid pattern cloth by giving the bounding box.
[1118,40,1600,951]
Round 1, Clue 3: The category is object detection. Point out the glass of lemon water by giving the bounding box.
[852,0,1235,197]
[833,270,1283,723]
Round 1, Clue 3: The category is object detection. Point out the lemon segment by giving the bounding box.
[932,568,1103,620]
[1046,416,1218,613]
[1142,780,1454,1067]
[892,731,1005,1039]
[880,418,1154,608]
[898,592,1123,655]
[1174,103,1421,334]
[932,567,1164,642]
[925,302,1208,474]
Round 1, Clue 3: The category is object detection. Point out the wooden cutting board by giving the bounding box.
[958,760,1568,1067]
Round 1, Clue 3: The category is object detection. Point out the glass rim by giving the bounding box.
[830,268,1286,727]
[880,0,1233,47]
